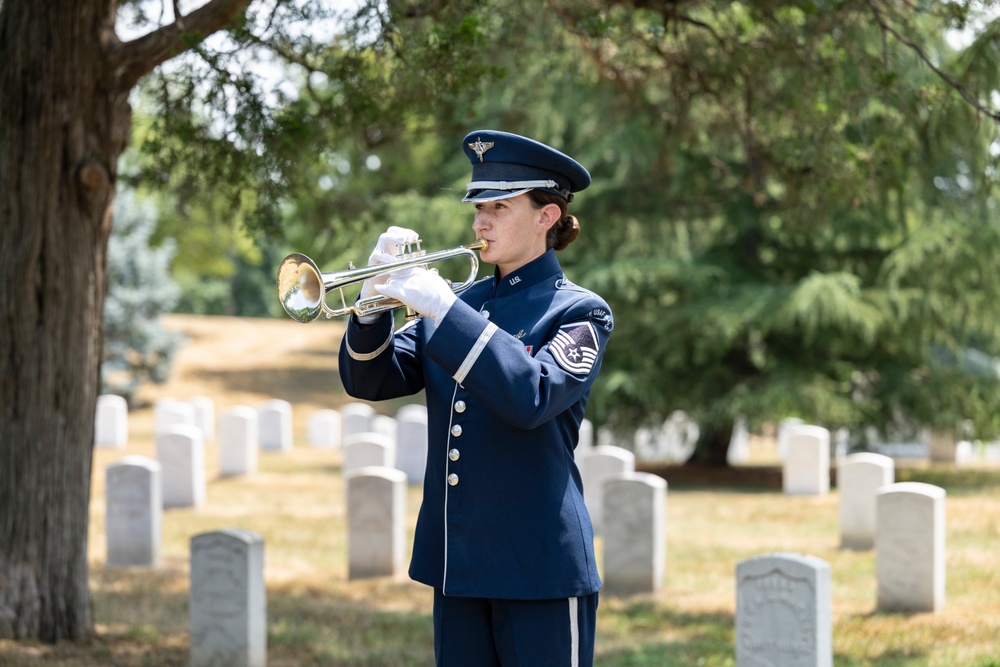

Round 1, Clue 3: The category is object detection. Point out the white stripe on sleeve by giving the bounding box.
[453,322,498,384]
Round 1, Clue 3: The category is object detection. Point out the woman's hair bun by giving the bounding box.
[552,215,580,251]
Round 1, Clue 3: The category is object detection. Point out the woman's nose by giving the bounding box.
[472,213,489,232]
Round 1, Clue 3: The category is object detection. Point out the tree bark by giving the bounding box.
[685,420,733,467]
[0,0,250,642]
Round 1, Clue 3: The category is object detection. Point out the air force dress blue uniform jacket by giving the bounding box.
[339,248,613,600]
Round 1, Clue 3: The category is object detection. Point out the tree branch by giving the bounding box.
[866,0,1000,123]
[111,0,254,90]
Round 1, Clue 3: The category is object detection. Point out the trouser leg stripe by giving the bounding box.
[569,596,579,667]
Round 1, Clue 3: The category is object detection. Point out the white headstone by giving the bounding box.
[341,402,375,442]
[838,453,894,550]
[728,415,750,465]
[95,394,129,449]
[155,398,195,435]
[395,405,428,485]
[955,440,978,466]
[777,417,805,460]
[343,432,395,473]
[634,411,699,462]
[579,445,636,535]
[783,425,830,496]
[736,552,832,667]
[346,466,407,580]
[308,409,342,448]
[577,418,594,455]
[189,529,266,667]
[219,406,259,477]
[156,425,206,509]
[372,415,398,443]
[876,482,946,612]
[603,472,667,595]
[258,399,293,452]
[105,456,161,567]
[665,410,700,461]
[188,395,216,442]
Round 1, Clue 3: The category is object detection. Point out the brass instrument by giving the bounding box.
[276,239,487,323]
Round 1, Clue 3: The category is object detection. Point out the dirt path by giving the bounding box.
[134,313,353,435]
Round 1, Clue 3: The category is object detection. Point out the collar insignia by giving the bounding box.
[468,138,495,162]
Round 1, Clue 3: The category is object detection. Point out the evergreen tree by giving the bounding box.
[250,1,1000,465]
[101,191,182,405]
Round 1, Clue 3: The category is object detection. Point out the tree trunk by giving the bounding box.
[686,421,733,467]
[0,1,128,641]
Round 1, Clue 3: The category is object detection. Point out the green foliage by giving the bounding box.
[521,1,1000,458]
[127,0,1000,462]
[102,191,183,405]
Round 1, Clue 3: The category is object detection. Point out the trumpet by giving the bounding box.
[277,239,488,323]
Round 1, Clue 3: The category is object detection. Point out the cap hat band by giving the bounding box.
[462,188,534,203]
[466,179,570,198]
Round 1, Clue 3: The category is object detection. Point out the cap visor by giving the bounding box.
[462,188,533,203]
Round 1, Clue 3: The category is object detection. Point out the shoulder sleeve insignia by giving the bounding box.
[550,321,600,375]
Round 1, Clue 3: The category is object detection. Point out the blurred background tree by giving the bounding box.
[102,190,183,405]
[129,0,1000,465]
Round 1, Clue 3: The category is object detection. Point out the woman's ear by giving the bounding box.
[537,203,561,233]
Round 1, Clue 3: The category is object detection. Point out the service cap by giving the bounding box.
[462,130,591,203]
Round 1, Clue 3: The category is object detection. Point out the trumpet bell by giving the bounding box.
[277,253,326,323]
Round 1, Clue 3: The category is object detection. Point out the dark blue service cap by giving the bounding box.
[461,130,591,203]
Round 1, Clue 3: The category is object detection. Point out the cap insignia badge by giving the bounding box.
[468,138,495,162]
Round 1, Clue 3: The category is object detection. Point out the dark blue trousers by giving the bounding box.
[433,589,598,667]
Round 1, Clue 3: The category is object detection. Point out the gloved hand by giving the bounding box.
[360,226,421,301]
[356,227,420,324]
[376,266,457,321]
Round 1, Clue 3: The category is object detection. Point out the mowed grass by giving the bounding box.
[3,436,998,666]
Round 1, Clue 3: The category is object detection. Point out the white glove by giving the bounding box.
[360,226,421,300]
[375,266,457,321]
[357,227,420,324]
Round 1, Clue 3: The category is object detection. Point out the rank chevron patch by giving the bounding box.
[550,321,600,375]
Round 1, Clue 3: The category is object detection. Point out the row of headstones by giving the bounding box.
[179,479,944,667]
[97,395,451,490]
[629,412,1000,465]
[323,402,597,485]
[102,408,930,589]
[105,424,940,666]
[97,396,422,510]
[103,395,1000,471]
[631,411,751,464]
[578,441,947,667]
[576,438,946,592]
[101,416,601,574]
[95,393,325,452]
